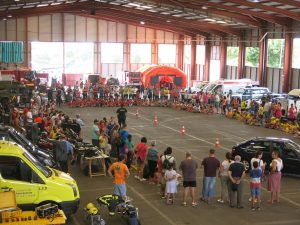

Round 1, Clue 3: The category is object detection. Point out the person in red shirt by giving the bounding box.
[134,137,148,181]
[288,104,297,121]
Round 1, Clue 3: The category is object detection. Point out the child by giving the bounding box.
[250,161,262,210]
[164,163,177,204]
[126,134,135,169]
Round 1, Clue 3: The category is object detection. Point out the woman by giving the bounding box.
[218,152,232,204]
[267,151,283,204]
[147,141,159,184]
[287,104,297,121]
[159,147,176,198]
[134,137,148,181]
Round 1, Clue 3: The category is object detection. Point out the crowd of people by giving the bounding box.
[4,81,286,212]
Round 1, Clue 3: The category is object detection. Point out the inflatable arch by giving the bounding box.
[137,65,187,88]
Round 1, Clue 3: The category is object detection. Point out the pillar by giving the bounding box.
[258,30,267,86]
[204,40,211,81]
[283,32,292,93]
[237,41,245,79]
[220,41,227,79]
[177,34,184,70]
[190,38,197,80]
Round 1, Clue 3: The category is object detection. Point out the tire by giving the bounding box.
[128,217,140,225]
[242,160,250,172]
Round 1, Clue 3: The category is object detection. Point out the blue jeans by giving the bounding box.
[202,177,217,198]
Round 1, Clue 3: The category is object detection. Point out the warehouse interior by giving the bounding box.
[0,0,300,93]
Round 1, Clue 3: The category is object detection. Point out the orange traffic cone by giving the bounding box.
[215,137,220,148]
[154,115,158,125]
[135,110,139,118]
[181,126,186,135]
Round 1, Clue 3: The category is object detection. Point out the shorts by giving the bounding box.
[250,187,261,197]
[114,184,127,197]
[183,181,196,187]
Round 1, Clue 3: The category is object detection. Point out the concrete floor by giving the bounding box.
[62,106,300,225]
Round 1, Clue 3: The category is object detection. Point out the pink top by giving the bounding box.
[136,143,148,161]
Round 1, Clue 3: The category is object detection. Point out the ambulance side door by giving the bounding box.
[0,156,41,206]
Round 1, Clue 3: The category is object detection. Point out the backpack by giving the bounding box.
[162,156,171,170]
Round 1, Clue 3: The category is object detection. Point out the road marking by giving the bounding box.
[128,185,177,225]
[128,111,300,208]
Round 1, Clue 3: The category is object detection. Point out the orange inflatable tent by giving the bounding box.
[136,65,187,88]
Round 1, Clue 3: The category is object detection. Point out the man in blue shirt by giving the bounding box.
[91,119,100,147]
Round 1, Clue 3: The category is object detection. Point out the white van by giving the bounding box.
[203,79,255,95]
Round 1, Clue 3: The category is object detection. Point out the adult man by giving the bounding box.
[91,119,100,147]
[228,155,246,209]
[108,155,130,200]
[179,152,198,206]
[116,104,127,128]
[263,100,272,122]
[200,149,220,203]
[53,135,74,173]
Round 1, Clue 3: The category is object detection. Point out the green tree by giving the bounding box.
[267,39,285,68]
[227,47,239,66]
[246,47,259,67]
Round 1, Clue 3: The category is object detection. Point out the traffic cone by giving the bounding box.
[215,137,221,148]
[154,115,158,125]
[135,110,139,118]
[181,126,186,135]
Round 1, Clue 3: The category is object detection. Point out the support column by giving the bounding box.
[177,34,184,70]
[204,40,211,81]
[258,30,267,86]
[151,43,158,65]
[283,32,292,93]
[220,41,227,79]
[237,41,245,79]
[191,38,197,80]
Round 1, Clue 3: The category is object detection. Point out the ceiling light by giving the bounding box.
[2,18,7,21]
[203,18,216,22]
[166,19,171,23]
[140,21,145,25]
[14,0,20,2]
[141,5,152,9]
[7,15,12,18]
[128,3,140,7]
[202,6,208,10]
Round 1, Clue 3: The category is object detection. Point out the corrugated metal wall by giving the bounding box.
[0,13,179,77]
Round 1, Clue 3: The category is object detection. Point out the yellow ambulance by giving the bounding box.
[0,141,80,215]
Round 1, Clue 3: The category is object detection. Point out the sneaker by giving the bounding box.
[251,207,256,211]
[139,178,146,181]
[217,199,224,204]
[256,207,261,211]
[248,197,252,202]
[134,175,139,179]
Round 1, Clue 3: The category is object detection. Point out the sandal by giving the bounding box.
[182,202,187,206]
[192,202,198,207]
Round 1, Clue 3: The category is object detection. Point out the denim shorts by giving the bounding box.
[251,187,261,197]
[114,184,127,197]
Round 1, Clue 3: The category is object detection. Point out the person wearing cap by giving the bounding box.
[108,155,130,200]
[91,119,100,147]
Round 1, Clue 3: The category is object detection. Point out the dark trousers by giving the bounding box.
[59,160,68,173]
[118,118,126,128]
[229,180,244,207]
[92,139,99,147]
